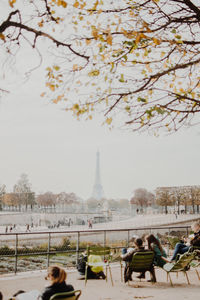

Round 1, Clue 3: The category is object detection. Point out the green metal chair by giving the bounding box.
[189,249,200,281]
[121,251,156,283]
[85,246,114,286]
[163,251,196,286]
[49,290,81,300]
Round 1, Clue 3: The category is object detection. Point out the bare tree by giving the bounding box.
[13,173,35,210]
[131,188,154,209]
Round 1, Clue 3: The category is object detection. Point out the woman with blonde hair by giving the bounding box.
[40,266,74,300]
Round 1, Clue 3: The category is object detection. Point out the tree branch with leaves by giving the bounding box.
[1,0,200,133]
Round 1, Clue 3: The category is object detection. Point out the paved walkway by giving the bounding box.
[0,265,200,300]
[1,214,199,234]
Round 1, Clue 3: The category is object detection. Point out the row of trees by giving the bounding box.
[0,174,79,211]
[1,174,200,214]
[156,186,200,214]
[130,186,200,214]
[0,174,130,212]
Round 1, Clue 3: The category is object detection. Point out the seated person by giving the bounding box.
[40,265,74,300]
[121,238,156,282]
[146,234,169,268]
[171,221,200,261]
[77,252,106,279]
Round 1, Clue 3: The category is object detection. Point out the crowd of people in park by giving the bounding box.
[1,221,200,299]
[3,217,94,234]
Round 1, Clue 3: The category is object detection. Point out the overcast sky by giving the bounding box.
[0,2,200,201]
[0,67,200,200]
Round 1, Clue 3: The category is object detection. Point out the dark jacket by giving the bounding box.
[122,246,145,262]
[40,281,74,300]
[191,230,200,247]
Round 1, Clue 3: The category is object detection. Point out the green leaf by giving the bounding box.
[119,74,125,82]
[137,97,147,103]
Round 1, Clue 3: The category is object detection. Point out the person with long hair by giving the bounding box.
[40,266,74,300]
[146,234,169,267]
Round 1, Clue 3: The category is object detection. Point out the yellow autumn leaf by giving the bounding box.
[73,1,79,8]
[80,2,86,9]
[40,92,46,97]
[85,39,91,45]
[153,37,161,45]
[46,83,55,91]
[61,1,67,8]
[38,21,43,27]
[88,69,100,76]
[148,89,153,95]
[9,0,16,8]
[53,65,60,71]
[0,33,5,41]
[73,64,79,71]
[72,103,79,111]
[146,64,152,73]
[106,117,112,125]
[161,51,165,58]
[106,34,112,45]
[91,27,99,39]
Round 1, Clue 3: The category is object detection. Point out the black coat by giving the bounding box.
[40,281,74,300]
[191,230,200,247]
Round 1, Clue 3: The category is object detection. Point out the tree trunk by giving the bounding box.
[192,202,195,214]
[177,200,180,215]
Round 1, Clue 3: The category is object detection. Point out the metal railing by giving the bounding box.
[0,225,191,274]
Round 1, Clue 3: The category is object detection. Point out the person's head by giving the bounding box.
[0,291,3,300]
[45,265,66,284]
[146,234,162,251]
[134,238,143,248]
[191,221,200,233]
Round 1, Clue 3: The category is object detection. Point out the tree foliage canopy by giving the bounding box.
[1,0,200,132]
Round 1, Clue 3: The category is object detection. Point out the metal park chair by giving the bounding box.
[50,290,81,300]
[120,251,156,284]
[85,246,114,286]
[163,251,196,286]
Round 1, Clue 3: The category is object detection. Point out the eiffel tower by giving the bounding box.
[91,151,105,200]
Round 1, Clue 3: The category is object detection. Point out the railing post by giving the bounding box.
[127,230,130,248]
[186,226,189,237]
[104,230,106,247]
[14,234,18,274]
[47,232,51,268]
[76,232,80,265]
[167,227,170,256]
